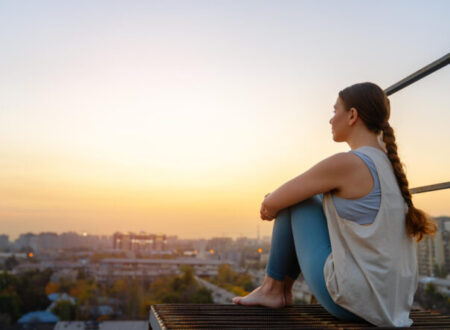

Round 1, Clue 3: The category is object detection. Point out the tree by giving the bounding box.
[0,293,21,323]
[15,269,52,313]
[433,264,448,278]
[147,267,212,305]
[180,265,195,286]
[4,256,18,271]
[45,282,60,295]
[217,264,234,284]
[191,287,213,303]
[415,283,450,315]
[161,292,181,303]
[123,280,143,319]
[51,300,76,321]
[213,264,255,294]
[0,270,55,323]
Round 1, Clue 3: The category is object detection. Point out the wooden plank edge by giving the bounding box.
[149,305,166,330]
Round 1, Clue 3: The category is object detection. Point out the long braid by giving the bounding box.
[340,82,437,242]
[382,122,437,241]
[381,123,413,206]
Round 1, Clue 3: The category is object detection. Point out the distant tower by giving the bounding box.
[257,224,260,242]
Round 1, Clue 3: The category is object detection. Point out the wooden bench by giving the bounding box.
[149,303,450,329]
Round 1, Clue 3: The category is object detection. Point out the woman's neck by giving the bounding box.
[347,130,383,151]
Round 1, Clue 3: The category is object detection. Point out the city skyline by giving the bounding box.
[2,214,450,242]
[1,1,449,240]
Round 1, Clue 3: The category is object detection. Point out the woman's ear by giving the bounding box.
[348,107,359,126]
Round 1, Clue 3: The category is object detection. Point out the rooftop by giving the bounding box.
[149,304,450,329]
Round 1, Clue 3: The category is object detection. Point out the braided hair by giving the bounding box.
[339,82,436,242]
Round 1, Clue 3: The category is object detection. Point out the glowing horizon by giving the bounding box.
[1,1,449,241]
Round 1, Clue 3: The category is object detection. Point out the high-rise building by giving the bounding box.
[112,232,167,252]
[436,216,450,274]
[14,233,38,251]
[0,235,10,251]
[417,216,450,277]
[37,232,60,251]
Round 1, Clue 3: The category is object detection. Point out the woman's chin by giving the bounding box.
[332,134,344,143]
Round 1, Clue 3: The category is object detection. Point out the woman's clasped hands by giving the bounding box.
[260,193,277,221]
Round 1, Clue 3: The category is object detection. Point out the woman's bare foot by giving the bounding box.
[232,275,285,309]
[232,285,285,308]
[284,290,294,306]
[284,276,296,306]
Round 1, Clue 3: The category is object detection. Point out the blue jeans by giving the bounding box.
[265,194,364,322]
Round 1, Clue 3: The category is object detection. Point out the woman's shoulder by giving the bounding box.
[319,151,374,187]
[308,151,375,184]
[333,147,386,168]
[324,151,364,170]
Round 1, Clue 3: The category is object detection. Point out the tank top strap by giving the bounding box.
[349,150,380,189]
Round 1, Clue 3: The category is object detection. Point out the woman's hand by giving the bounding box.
[260,204,276,221]
[260,193,277,221]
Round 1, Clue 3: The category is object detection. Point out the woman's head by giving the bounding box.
[334,82,436,242]
[330,82,389,142]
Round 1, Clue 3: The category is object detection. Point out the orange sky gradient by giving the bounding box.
[1,1,449,240]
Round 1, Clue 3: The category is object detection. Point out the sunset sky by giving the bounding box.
[1,0,449,240]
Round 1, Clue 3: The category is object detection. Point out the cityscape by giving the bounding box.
[1,216,449,328]
[1,1,449,329]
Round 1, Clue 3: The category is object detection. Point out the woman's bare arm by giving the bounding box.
[262,152,356,218]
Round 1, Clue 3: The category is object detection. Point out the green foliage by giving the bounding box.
[415,283,450,315]
[58,277,73,294]
[149,266,212,305]
[191,287,213,303]
[425,283,437,295]
[433,264,448,278]
[69,279,101,320]
[0,271,22,323]
[0,270,18,290]
[161,292,181,303]
[210,264,255,295]
[0,270,52,323]
[0,293,21,322]
[51,300,76,321]
[123,281,143,319]
[425,283,448,303]
[1,266,214,323]
[180,265,195,286]
[4,256,18,271]
[217,264,234,283]
[15,269,52,313]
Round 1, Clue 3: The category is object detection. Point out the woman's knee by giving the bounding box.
[289,194,329,240]
[276,207,290,217]
[289,194,323,215]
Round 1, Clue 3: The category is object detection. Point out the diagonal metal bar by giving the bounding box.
[410,181,450,194]
[383,54,449,195]
[384,53,450,96]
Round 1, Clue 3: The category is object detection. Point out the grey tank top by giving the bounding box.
[331,150,381,225]
[322,146,416,327]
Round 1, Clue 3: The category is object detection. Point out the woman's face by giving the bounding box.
[329,96,350,142]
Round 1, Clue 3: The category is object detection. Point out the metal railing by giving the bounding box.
[383,53,450,195]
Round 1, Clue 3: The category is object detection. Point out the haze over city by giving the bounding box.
[1,0,449,240]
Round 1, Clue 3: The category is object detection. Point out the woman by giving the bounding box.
[232,82,437,327]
